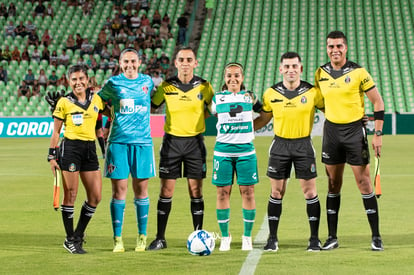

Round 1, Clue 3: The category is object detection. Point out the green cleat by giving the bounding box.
[135,234,147,252]
[113,236,125,253]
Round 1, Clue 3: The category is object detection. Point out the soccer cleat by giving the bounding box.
[113,236,125,253]
[242,236,253,251]
[322,236,339,250]
[74,236,87,254]
[219,235,232,251]
[307,238,322,252]
[371,236,384,251]
[135,234,147,252]
[264,237,279,252]
[63,237,84,254]
[146,238,167,251]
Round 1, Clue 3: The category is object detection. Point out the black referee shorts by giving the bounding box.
[59,139,100,172]
[322,119,370,165]
[159,134,206,179]
[267,135,317,180]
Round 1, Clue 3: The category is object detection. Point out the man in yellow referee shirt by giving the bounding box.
[314,31,385,251]
[148,46,214,250]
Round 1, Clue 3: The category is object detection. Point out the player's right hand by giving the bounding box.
[45,90,66,112]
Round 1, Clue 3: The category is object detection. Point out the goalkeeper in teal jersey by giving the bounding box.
[209,62,262,251]
[97,48,155,253]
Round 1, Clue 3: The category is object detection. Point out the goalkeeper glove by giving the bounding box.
[45,90,66,113]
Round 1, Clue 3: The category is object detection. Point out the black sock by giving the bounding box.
[362,192,380,237]
[61,205,74,239]
[156,196,172,239]
[191,197,204,230]
[97,136,105,155]
[267,196,282,240]
[74,201,96,239]
[306,195,321,239]
[326,193,340,238]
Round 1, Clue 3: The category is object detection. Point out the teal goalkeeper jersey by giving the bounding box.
[210,90,258,156]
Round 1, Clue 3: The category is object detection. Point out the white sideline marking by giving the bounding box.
[239,215,268,275]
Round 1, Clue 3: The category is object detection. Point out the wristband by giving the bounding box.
[373,110,384,120]
[47,148,57,162]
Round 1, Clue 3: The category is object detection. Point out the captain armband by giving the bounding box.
[373,110,385,120]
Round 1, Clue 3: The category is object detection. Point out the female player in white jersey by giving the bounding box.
[209,62,262,251]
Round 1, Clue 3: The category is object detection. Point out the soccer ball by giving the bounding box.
[187,229,215,256]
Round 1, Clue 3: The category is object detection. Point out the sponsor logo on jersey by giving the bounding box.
[301,96,307,104]
[271,98,283,103]
[143,86,148,94]
[345,75,351,83]
[318,77,329,81]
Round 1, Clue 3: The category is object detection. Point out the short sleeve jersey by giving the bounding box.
[98,73,154,144]
[151,75,214,137]
[262,81,324,139]
[53,91,105,141]
[314,60,375,124]
[210,90,261,156]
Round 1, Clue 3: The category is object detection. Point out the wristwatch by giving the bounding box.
[374,130,383,136]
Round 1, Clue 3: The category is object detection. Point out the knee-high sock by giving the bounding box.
[242,208,256,237]
[362,192,380,237]
[267,196,282,239]
[110,198,125,237]
[306,195,320,239]
[326,193,340,238]
[134,197,149,236]
[191,196,204,230]
[61,205,74,239]
[216,208,230,237]
[74,201,96,238]
[156,196,172,239]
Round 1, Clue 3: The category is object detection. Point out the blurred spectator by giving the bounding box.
[48,70,58,86]
[58,49,70,66]
[80,38,94,55]
[75,33,83,49]
[141,14,150,28]
[18,80,31,98]
[162,13,171,30]
[2,45,12,62]
[103,16,112,30]
[140,0,150,12]
[100,45,111,60]
[143,34,154,49]
[159,55,170,76]
[57,73,69,89]
[89,55,98,72]
[37,68,48,88]
[107,56,117,70]
[130,11,141,31]
[177,13,188,45]
[25,20,37,33]
[24,69,35,85]
[111,13,122,36]
[112,43,121,59]
[27,30,40,47]
[46,3,54,18]
[159,21,171,40]
[31,47,41,62]
[151,71,163,88]
[0,3,8,18]
[8,3,17,17]
[115,28,128,44]
[82,1,93,16]
[154,36,163,49]
[21,47,30,61]
[11,46,21,63]
[99,58,108,70]
[65,34,76,51]
[34,0,46,17]
[15,21,27,37]
[135,27,146,46]
[127,29,136,43]
[152,10,162,26]
[41,46,50,62]
[97,29,107,45]
[41,29,52,47]
[206,0,214,18]
[4,21,16,38]
[50,50,58,67]
[0,65,8,84]
[31,79,41,97]
[76,56,86,66]
[124,9,134,29]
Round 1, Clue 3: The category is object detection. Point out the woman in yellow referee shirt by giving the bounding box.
[48,64,106,254]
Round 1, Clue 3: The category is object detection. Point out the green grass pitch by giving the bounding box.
[0,135,413,274]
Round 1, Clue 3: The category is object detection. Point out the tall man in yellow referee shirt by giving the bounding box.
[148,46,214,250]
[315,31,385,251]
